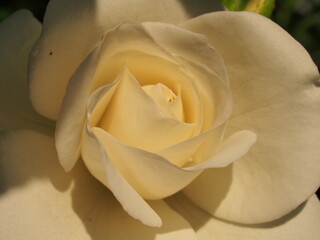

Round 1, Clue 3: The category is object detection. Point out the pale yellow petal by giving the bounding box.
[143,22,232,130]
[28,0,222,120]
[0,130,198,239]
[0,10,53,135]
[82,119,163,226]
[83,85,202,201]
[185,130,257,170]
[81,81,257,205]
[55,21,201,171]
[55,43,103,172]
[97,68,195,152]
[143,83,184,121]
[91,126,201,200]
[182,11,320,224]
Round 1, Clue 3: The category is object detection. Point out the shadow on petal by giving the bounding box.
[0,130,72,195]
[202,200,307,229]
[70,159,198,240]
[167,165,233,231]
[167,189,320,240]
[0,130,197,239]
[179,0,224,16]
[182,165,233,228]
[313,76,320,87]
[245,201,306,229]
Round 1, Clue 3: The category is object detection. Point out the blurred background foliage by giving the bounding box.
[221,0,275,17]
[273,0,320,70]
[0,0,319,197]
[0,0,49,22]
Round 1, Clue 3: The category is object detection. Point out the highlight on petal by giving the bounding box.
[55,43,103,172]
[0,10,54,135]
[185,130,257,170]
[0,130,198,239]
[167,193,320,240]
[182,11,320,224]
[28,0,222,120]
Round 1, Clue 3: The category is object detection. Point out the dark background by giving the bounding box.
[0,0,319,199]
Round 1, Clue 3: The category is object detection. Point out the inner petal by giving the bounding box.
[93,53,204,130]
[95,67,196,152]
[142,83,184,121]
[143,83,176,103]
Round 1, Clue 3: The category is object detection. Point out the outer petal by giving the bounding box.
[0,130,198,240]
[167,193,320,240]
[28,0,223,120]
[182,11,320,223]
[0,10,53,135]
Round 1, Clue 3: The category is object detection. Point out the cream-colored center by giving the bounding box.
[143,83,176,103]
[142,83,183,121]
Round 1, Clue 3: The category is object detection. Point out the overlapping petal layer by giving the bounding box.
[28,0,222,120]
[0,129,319,239]
[80,71,256,225]
[0,10,53,134]
[1,3,320,239]
[97,68,196,152]
[55,21,197,171]
[0,130,198,239]
[182,11,320,224]
[54,20,257,225]
[56,20,248,171]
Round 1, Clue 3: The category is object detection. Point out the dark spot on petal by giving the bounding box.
[49,51,53,55]
[313,76,320,87]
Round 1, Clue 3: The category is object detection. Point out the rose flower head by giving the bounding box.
[0,0,319,239]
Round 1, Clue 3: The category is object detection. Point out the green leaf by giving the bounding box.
[221,0,249,11]
[221,0,275,17]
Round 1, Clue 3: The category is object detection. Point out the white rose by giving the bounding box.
[0,0,319,239]
[53,14,258,226]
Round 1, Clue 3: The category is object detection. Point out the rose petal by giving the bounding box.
[167,193,320,240]
[143,22,227,83]
[185,130,257,170]
[97,68,196,152]
[82,118,163,226]
[0,10,53,134]
[0,130,198,239]
[182,11,320,224]
[143,83,184,121]
[28,0,223,120]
